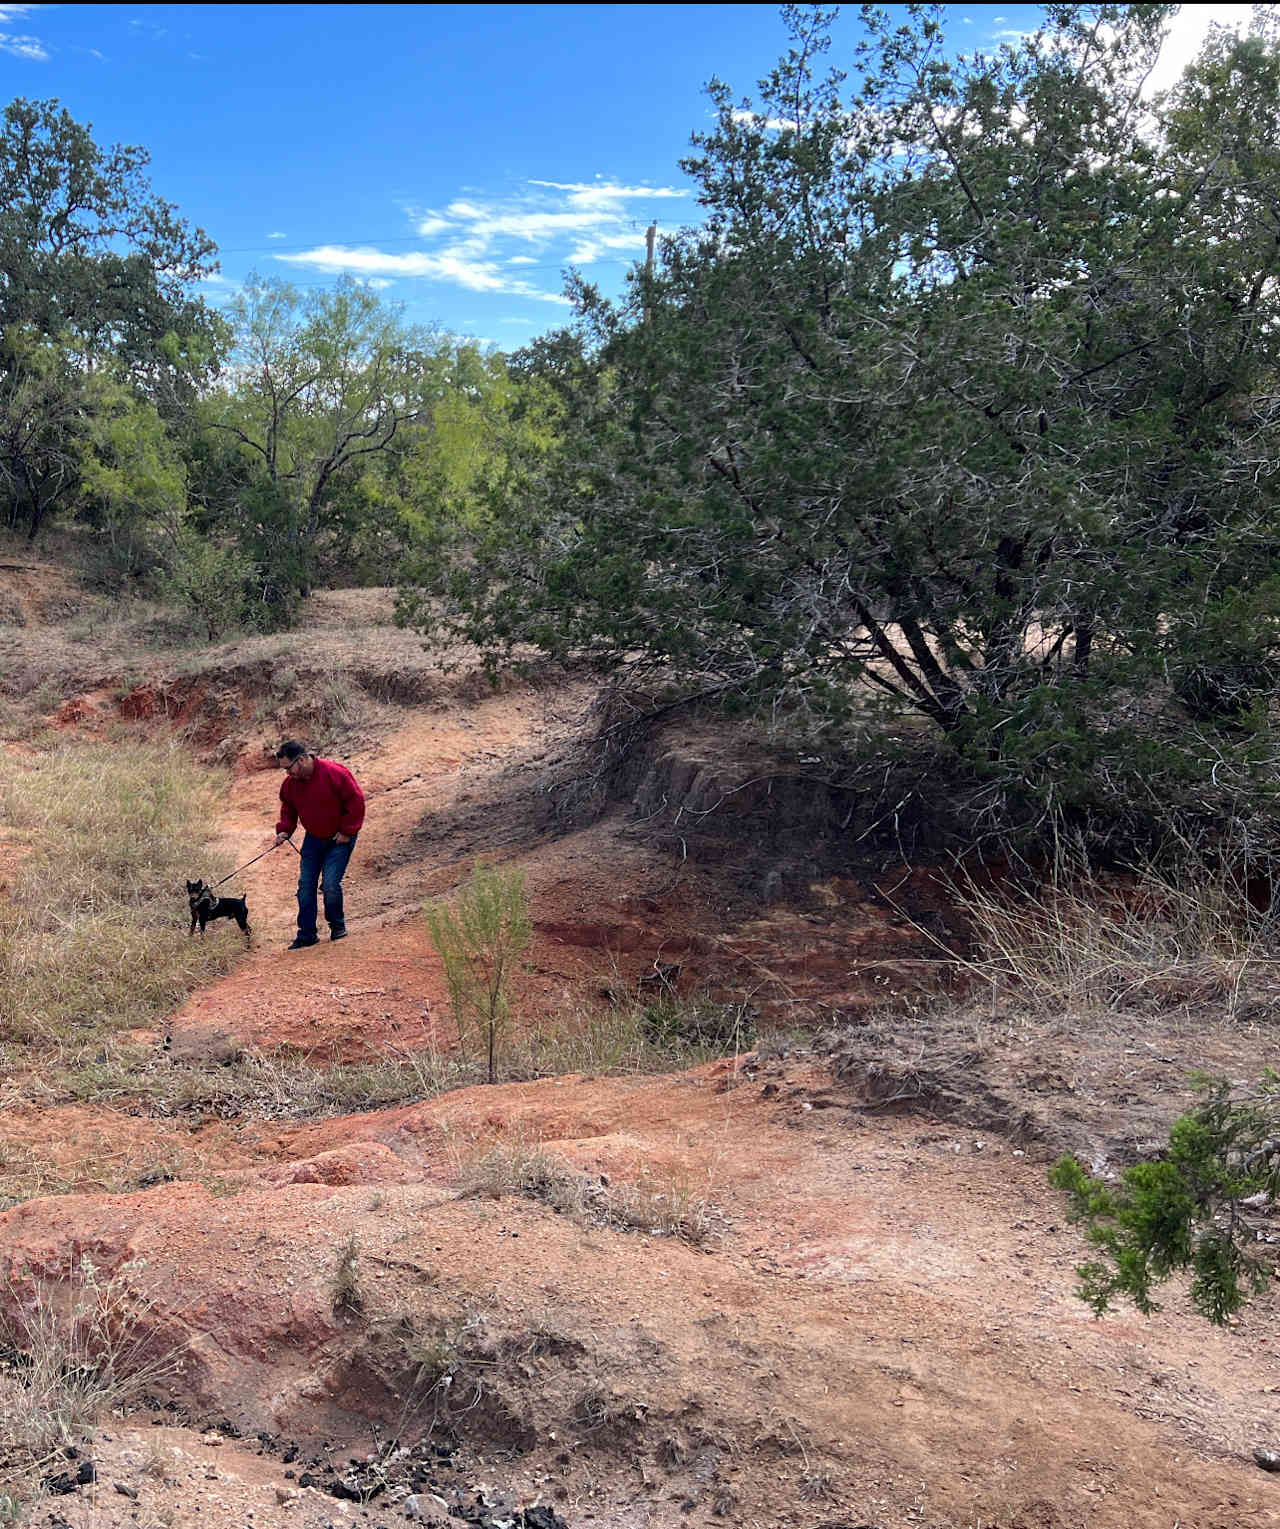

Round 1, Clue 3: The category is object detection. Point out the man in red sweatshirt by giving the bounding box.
[272,740,366,950]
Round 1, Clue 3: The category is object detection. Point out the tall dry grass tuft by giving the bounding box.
[956,852,1280,1016]
[0,1256,183,1505]
[0,739,241,1043]
[508,997,755,1079]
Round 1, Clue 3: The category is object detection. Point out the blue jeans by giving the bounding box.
[296,832,357,940]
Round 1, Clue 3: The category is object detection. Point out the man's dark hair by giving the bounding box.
[276,739,309,762]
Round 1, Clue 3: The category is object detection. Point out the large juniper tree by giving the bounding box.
[406,3,1280,850]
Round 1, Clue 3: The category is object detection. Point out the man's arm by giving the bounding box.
[275,782,299,843]
[332,763,366,837]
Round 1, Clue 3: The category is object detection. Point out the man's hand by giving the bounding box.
[274,832,292,848]
[334,832,351,844]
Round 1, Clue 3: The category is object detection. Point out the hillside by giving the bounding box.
[1,555,1278,1529]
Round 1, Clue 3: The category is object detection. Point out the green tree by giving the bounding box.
[77,366,188,579]
[0,98,222,381]
[1052,1077,1280,1325]
[396,342,564,619]
[424,862,532,1085]
[0,99,224,540]
[156,527,267,640]
[405,4,1280,850]
[0,328,84,538]
[199,275,435,601]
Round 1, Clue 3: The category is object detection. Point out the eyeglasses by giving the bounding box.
[280,756,307,774]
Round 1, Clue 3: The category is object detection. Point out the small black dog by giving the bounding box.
[186,879,251,941]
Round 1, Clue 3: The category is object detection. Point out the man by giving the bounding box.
[272,740,365,950]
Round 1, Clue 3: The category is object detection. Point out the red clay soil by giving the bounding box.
[2,582,1280,1529]
[5,1061,1280,1529]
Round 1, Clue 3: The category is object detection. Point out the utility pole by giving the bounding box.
[643,221,657,325]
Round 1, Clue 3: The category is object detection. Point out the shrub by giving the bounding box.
[157,526,272,640]
[425,861,532,1084]
[1051,1076,1280,1324]
[330,1237,364,1317]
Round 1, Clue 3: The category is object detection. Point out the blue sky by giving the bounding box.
[0,3,1257,349]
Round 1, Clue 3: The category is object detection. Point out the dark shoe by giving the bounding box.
[287,936,318,950]
[329,927,347,942]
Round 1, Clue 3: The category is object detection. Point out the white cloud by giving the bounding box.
[279,174,687,303]
[0,30,47,59]
[528,178,688,212]
[565,228,647,265]
[0,4,40,19]
[731,108,799,133]
[435,180,686,258]
[1144,4,1255,98]
[266,231,287,240]
[275,243,570,304]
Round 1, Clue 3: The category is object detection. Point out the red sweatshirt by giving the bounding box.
[276,758,366,840]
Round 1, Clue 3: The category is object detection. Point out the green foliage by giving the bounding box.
[196,274,440,602]
[0,98,223,544]
[0,326,87,538]
[157,525,270,640]
[0,97,222,377]
[424,861,532,1085]
[639,997,756,1053]
[405,4,1280,852]
[77,367,188,580]
[1051,1076,1280,1324]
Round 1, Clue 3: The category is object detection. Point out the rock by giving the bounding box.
[520,1509,570,1529]
[44,1460,96,1494]
[1254,1448,1280,1472]
[114,1482,140,1500]
[403,1492,452,1524]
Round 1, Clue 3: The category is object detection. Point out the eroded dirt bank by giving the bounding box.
[7,1059,1280,1529]
[2,581,1279,1529]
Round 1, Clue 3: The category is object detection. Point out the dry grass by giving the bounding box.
[953,857,1280,1018]
[330,1237,364,1316]
[454,1132,720,1246]
[0,999,751,1184]
[0,739,242,1046]
[0,1127,208,1210]
[0,1256,183,1509]
[507,996,755,1079]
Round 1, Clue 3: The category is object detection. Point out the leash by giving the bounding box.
[211,838,300,889]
